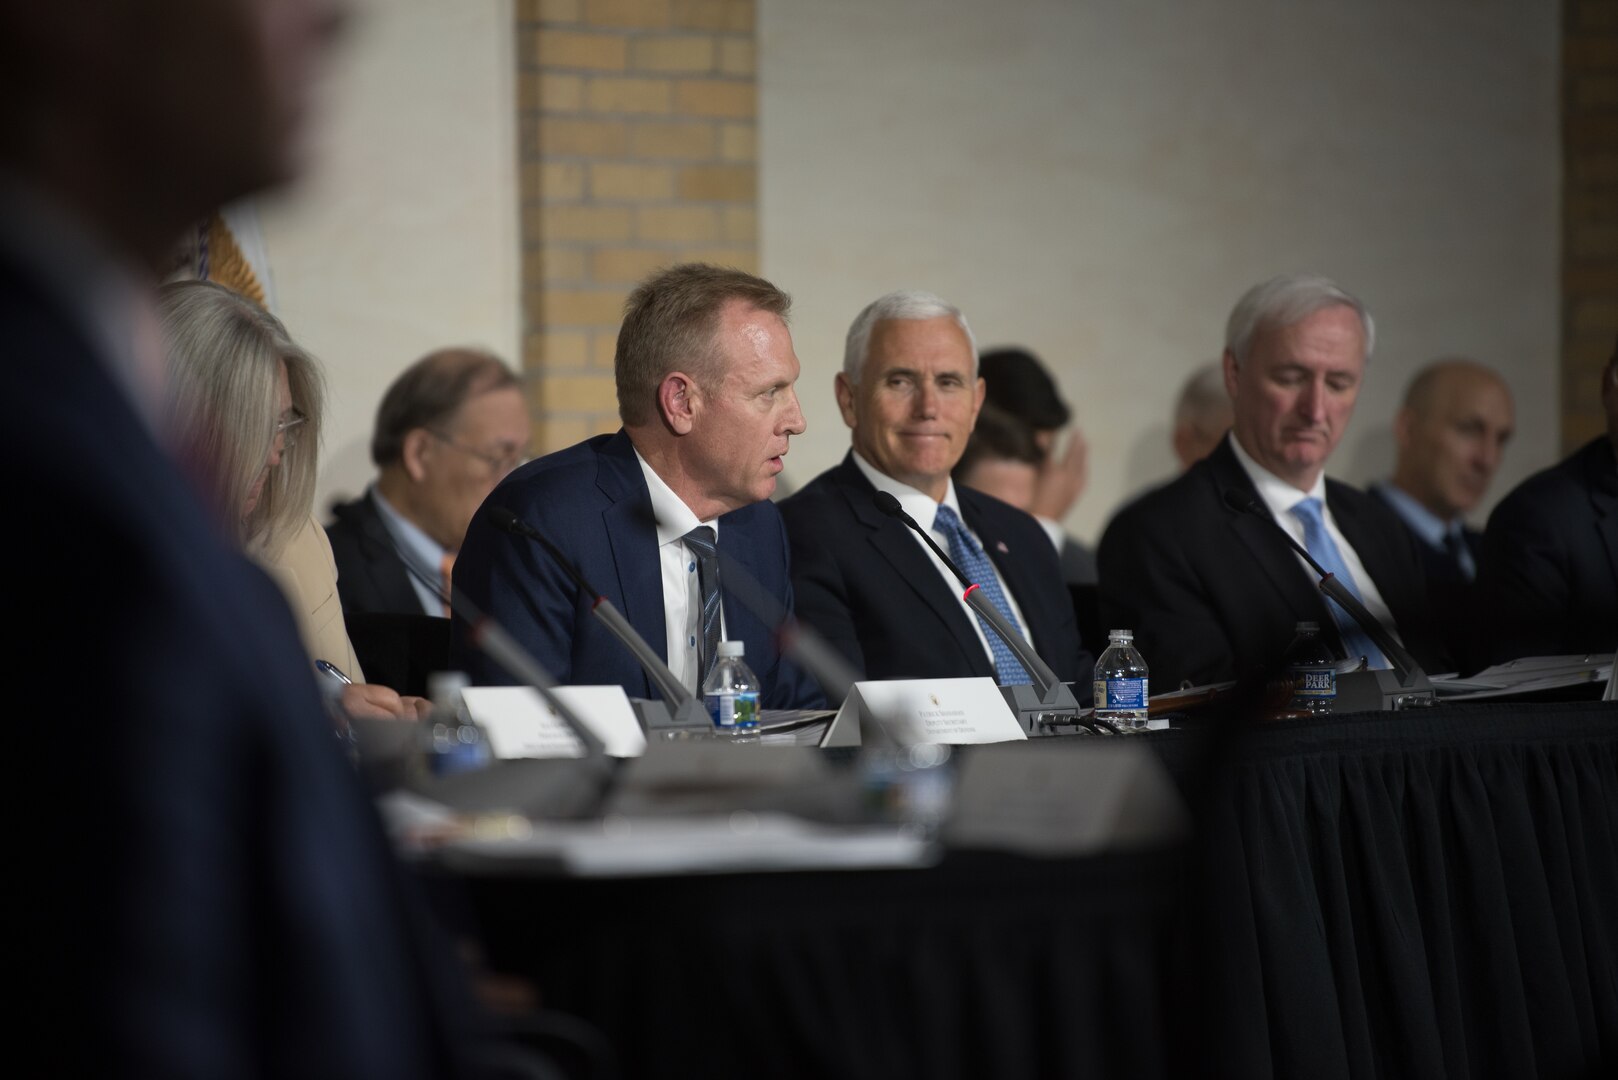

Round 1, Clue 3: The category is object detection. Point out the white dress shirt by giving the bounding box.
[852,451,1036,667]
[635,448,725,694]
[1227,434,1403,645]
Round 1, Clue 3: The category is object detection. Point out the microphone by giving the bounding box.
[486,505,707,729]
[1221,488,1426,688]
[872,490,1063,697]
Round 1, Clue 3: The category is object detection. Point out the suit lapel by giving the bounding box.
[597,432,665,697]
[834,457,992,674]
[961,492,1043,639]
[357,493,423,611]
[1206,442,1329,622]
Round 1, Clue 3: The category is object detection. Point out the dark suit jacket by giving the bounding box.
[451,430,823,708]
[4,252,474,1077]
[778,454,1094,697]
[327,490,427,616]
[1476,437,1618,662]
[1370,484,1484,668]
[1096,438,1449,691]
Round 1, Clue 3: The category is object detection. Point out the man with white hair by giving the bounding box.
[1098,273,1447,691]
[780,291,1092,695]
[1172,361,1235,470]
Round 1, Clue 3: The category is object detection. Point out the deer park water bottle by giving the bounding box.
[702,640,760,731]
[1093,629,1150,729]
[1283,621,1336,715]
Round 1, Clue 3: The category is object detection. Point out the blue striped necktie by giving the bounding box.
[931,505,1030,685]
[682,526,722,683]
[1288,497,1389,669]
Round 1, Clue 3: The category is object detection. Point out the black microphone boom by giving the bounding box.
[1221,488,1425,687]
[872,490,1063,696]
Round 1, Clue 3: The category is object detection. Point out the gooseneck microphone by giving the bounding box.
[486,505,698,714]
[873,490,1062,695]
[1221,489,1426,687]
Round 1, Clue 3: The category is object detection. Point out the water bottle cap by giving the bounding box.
[717,640,744,657]
[1108,629,1133,642]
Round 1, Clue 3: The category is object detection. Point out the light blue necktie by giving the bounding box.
[932,504,1030,685]
[1288,498,1389,669]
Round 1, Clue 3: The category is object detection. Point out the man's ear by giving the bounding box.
[1221,348,1240,400]
[833,372,858,430]
[401,428,434,482]
[657,372,699,435]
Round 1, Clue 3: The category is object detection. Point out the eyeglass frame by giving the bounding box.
[425,428,530,475]
[275,409,307,452]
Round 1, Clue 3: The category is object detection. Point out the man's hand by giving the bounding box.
[340,682,429,722]
[1032,428,1088,520]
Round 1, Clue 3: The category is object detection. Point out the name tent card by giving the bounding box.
[461,685,647,760]
[839,677,1027,745]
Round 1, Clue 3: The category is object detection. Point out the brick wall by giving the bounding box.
[1562,0,1618,452]
[517,0,758,451]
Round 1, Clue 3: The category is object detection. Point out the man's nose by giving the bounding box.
[913,379,940,418]
[781,389,807,435]
[1297,381,1328,424]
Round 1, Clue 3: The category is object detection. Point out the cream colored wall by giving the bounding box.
[260,0,519,516]
[758,0,1560,543]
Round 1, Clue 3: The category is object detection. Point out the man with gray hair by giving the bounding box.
[780,290,1092,694]
[1172,361,1234,470]
[1098,273,1446,690]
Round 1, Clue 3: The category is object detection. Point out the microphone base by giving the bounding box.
[1335,668,1436,712]
[1000,682,1082,737]
[633,696,714,734]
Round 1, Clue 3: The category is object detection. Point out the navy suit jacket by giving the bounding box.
[451,430,823,708]
[1097,438,1449,691]
[778,454,1094,697]
[327,490,426,616]
[1477,437,1618,662]
[1370,483,1484,668]
[4,252,474,1077]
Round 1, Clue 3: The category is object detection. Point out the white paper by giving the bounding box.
[1430,654,1614,699]
[461,685,647,759]
[850,677,1027,745]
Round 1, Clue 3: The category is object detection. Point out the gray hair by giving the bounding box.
[158,280,324,558]
[842,290,978,382]
[1174,362,1233,433]
[1224,273,1375,365]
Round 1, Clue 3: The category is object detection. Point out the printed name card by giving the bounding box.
[461,685,648,760]
[840,677,1027,745]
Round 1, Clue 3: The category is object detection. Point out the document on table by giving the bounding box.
[1429,654,1615,700]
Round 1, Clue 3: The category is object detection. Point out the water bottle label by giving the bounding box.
[706,691,760,728]
[1291,666,1335,700]
[1095,677,1147,709]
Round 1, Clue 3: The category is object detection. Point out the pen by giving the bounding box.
[315,659,353,686]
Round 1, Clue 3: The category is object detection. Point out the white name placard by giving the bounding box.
[839,677,1027,745]
[461,685,647,759]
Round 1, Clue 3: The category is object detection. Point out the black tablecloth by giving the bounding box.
[452,699,1618,1079]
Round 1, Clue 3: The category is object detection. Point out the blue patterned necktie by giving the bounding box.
[682,526,722,683]
[1288,498,1389,669]
[931,504,1030,685]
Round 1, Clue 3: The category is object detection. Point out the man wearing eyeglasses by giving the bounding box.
[327,347,530,618]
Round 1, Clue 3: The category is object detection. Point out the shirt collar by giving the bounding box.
[1228,431,1327,516]
[851,450,962,529]
[369,485,447,569]
[1371,480,1457,548]
[634,446,717,546]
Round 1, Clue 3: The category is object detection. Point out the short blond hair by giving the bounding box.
[158,280,324,557]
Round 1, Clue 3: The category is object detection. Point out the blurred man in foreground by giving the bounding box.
[1099,273,1446,690]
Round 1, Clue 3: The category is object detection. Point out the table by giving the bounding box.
[449,699,1618,1079]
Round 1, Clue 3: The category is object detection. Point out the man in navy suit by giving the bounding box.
[1476,345,1617,662]
[779,291,1092,698]
[453,264,823,708]
[5,1,490,1076]
[1098,274,1447,691]
[1369,359,1515,664]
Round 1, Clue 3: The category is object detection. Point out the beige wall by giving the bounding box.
[261,0,520,514]
[759,0,1560,542]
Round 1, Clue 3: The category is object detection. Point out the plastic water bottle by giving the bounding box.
[1093,629,1150,729]
[1283,621,1336,715]
[702,640,760,731]
[421,671,492,776]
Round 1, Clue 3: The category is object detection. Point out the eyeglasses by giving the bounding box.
[427,429,529,475]
[275,409,307,452]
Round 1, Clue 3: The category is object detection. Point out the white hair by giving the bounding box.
[1174,361,1233,433]
[1224,273,1375,365]
[842,290,978,382]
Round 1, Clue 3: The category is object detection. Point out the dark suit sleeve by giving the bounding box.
[1097,505,1236,692]
[780,496,870,685]
[451,494,584,686]
[762,509,829,709]
[1476,488,1572,664]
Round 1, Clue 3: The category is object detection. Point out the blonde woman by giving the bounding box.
[159,280,423,721]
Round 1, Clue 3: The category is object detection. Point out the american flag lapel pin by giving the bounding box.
[995,540,1009,554]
